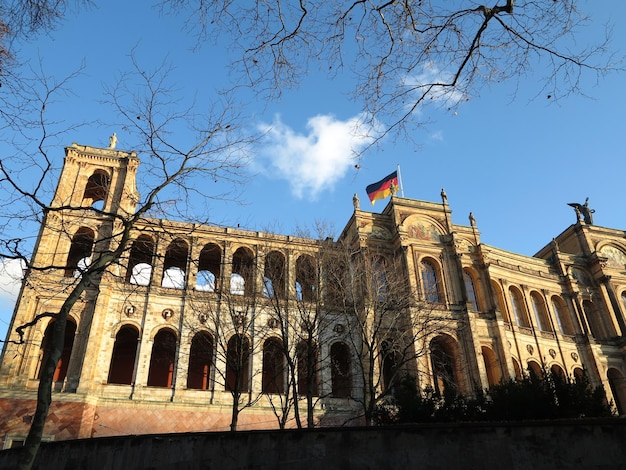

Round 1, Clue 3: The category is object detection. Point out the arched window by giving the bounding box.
[509,287,530,328]
[262,338,285,394]
[583,299,615,339]
[430,335,459,394]
[527,361,543,380]
[147,329,177,387]
[550,364,566,381]
[481,346,500,387]
[231,247,254,296]
[187,332,213,390]
[330,342,351,398]
[162,239,189,289]
[530,292,553,332]
[463,270,479,311]
[38,318,77,385]
[196,243,221,292]
[492,280,510,323]
[296,255,316,302]
[421,259,441,303]
[108,325,139,385]
[65,227,95,277]
[372,257,389,302]
[126,235,154,285]
[82,170,109,209]
[607,368,626,415]
[264,251,285,299]
[573,367,584,383]
[551,296,575,336]
[296,341,319,396]
[225,334,250,392]
[381,340,400,392]
[512,357,523,380]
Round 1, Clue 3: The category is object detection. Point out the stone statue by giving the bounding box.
[567,197,595,225]
[353,193,360,210]
[109,132,118,149]
[469,212,476,227]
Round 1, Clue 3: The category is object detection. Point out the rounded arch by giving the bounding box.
[296,254,317,302]
[231,246,255,296]
[481,345,501,386]
[82,169,110,208]
[572,367,585,383]
[550,363,566,381]
[509,286,531,328]
[429,334,461,394]
[262,337,285,393]
[65,227,95,277]
[38,317,77,384]
[108,324,140,385]
[607,368,626,415]
[463,268,481,311]
[598,244,626,269]
[491,280,510,323]
[527,360,543,379]
[420,257,443,303]
[264,250,286,299]
[402,216,444,242]
[147,328,177,387]
[162,238,189,289]
[551,295,576,336]
[126,234,155,285]
[187,331,214,390]
[381,339,401,392]
[330,341,352,398]
[297,340,319,396]
[196,243,222,292]
[511,357,523,380]
[225,333,251,392]
[583,299,616,339]
[530,291,552,332]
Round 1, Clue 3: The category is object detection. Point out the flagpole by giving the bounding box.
[397,164,405,197]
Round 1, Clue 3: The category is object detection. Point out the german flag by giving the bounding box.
[366,171,398,205]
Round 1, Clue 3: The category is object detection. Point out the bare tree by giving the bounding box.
[259,224,337,429]
[168,0,620,148]
[187,282,266,432]
[326,244,457,426]
[0,56,250,468]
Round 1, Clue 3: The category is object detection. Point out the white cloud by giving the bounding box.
[256,114,380,199]
[402,62,467,105]
[0,258,24,305]
[430,130,444,142]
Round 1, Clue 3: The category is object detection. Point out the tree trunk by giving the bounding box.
[18,280,87,469]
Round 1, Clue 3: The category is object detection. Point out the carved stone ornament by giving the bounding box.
[571,352,579,362]
[198,313,208,324]
[267,317,280,329]
[162,309,174,321]
[526,344,534,355]
[124,305,136,317]
[549,348,557,359]
[333,324,345,335]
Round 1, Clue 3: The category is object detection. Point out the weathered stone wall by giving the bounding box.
[1,419,625,469]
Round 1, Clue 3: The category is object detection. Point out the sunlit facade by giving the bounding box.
[1,143,626,447]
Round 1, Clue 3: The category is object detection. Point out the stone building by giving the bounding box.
[1,142,626,447]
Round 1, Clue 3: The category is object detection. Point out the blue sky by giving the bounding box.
[1,1,625,339]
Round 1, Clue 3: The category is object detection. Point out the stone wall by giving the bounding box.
[1,419,625,469]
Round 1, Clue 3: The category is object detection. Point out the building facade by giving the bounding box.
[1,143,626,446]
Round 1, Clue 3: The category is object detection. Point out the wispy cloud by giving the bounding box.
[402,62,467,105]
[256,114,380,199]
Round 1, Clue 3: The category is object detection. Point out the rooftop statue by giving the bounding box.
[567,197,595,225]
